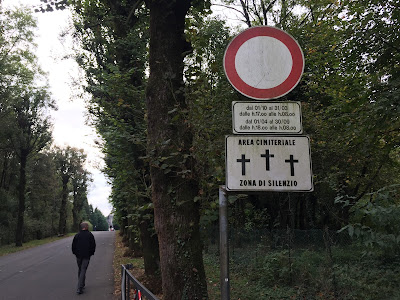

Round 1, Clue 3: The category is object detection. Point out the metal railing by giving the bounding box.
[121,264,160,300]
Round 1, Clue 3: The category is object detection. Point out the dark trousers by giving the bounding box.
[76,257,90,290]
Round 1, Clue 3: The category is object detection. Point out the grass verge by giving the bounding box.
[203,244,400,300]
[113,231,160,299]
[0,233,74,257]
[113,233,400,299]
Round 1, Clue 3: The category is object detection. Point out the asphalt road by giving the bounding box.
[0,231,115,300]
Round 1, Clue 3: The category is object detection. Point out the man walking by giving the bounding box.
[72,222,96,294]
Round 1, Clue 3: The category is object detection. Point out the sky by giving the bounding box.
[1,0,246,217]
[2,0,113,216]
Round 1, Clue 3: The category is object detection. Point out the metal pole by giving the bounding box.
[121,265,126,300]
[127,276,130,300]
[219,186,230,300]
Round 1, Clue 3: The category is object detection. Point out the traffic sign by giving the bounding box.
[232,101,302,134]
[224,26,304,100]
[225,135,313,192]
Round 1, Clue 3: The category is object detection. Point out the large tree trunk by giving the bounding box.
[15,149,28,247]
[145,0,208,299]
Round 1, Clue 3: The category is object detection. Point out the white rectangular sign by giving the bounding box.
[232,101,302,134]
[226,135,313,192]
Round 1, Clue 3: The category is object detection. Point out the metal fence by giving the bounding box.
[121,264,159,300]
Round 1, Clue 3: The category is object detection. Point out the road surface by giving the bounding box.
[0,231,115,300]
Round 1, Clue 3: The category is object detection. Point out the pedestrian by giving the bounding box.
[72,222,96,295]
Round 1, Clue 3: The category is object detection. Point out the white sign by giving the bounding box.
[224,26,304,100]
[225,135,313,192]
[232,101,302,134]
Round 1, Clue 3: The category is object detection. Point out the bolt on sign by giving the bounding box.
[225,135,313,192]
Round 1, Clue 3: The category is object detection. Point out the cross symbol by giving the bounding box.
[285,155,299,176]
[237,154,250,176]
[260,149,274,171]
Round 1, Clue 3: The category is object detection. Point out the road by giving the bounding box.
[0,231,115,300]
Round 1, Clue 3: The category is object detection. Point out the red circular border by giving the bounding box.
[224,26,304,100]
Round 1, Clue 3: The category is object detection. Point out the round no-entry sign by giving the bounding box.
[224,26,304,100]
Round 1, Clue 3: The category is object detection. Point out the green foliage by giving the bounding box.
[205,241,400,300]
[0,5,56,246]
[34,0,69,13]
[89,206,109,231]
[52,146,91,235]
[338,185,400,256]
[69,2,160,273]
[0,190,17,245]
[25,151,62,240]
[185,16,238,232]
[42,0,400,296]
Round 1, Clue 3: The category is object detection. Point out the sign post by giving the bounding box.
[220,26,310,300]
[219,186,230,300]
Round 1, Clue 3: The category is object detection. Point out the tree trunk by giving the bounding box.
[128,216,142,256]
[15,149,28,247]
[72,202,81,232]
[145,0,208,299]
[72,185,84,232]
[72,208,79,232]
[139,213,160,276]
[0,153,9,189]
[58,175,69,235]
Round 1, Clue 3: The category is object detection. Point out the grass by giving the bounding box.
[202,243,400,300]
[0,233,74,257]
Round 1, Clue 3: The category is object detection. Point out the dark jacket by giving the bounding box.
[72,230,96,258]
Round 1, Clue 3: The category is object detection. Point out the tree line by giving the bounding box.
[9,0,400,299]
[0,5,108,247]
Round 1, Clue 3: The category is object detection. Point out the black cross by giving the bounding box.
[237,154,250,176]
[260,149,274,171]
[285,155,299,176]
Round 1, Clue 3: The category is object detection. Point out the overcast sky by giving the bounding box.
[3,0,112,216]
[1,0,246,218]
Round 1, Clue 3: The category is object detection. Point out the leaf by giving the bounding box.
[348,225,354,237]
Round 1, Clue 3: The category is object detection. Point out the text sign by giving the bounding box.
[232,101,302,134]
[226,135,313,192]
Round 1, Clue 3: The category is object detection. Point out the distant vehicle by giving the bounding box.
[109,225,114,231]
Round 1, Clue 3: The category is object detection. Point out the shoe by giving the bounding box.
[76,288,83,294]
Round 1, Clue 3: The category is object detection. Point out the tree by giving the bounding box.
[46,0,399,296]
[54,146,87,235]
[0,4,96,245]
[13,94,54,246]
[25,150,62,240]
[89,205,109,231]
[222,0,400,232]
[144,1,212,298]
[0,6,54,246]
[68,0,160,279]
[71,160,91,232]
[71,0,211,296]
